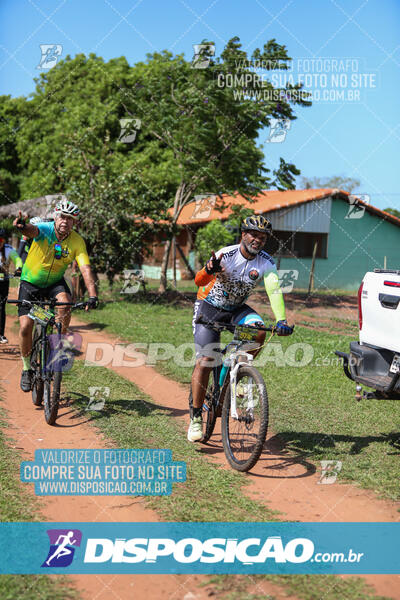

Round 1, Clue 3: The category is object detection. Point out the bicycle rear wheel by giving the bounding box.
[221,365,268,472]
[31,327,43,406]
[188,367,219,443]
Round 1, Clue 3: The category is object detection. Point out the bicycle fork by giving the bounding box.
[228,351,254,419]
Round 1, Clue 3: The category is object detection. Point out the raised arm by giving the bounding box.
[13,211,39,239]
[195,250,223,287]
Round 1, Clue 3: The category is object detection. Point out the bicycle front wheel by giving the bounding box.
[43,371,62,425]
[43,337,62,425]
[221,365,268,472]
[31,327,43,406]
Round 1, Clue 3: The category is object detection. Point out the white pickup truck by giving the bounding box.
[336,269,400,399]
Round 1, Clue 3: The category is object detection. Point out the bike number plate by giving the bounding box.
[28,305,53,325]
[389,354,400,374]
[233,325,259,342]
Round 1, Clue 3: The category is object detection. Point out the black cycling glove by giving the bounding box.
[88,296,99,309]
[205,251,223,275]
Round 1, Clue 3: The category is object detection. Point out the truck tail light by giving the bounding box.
[358,281,364,330]
[384,280,400,288]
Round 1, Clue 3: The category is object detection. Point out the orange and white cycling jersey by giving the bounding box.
[195,244,277,311]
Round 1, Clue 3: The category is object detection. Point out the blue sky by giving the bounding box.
[1,0,399,210]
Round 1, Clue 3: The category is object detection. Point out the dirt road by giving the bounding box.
[0,316,299,600]
[1,305,399,599]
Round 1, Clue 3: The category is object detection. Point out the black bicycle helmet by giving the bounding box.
[241,215,272,233]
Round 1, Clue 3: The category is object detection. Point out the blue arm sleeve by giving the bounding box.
[34,222,54,242]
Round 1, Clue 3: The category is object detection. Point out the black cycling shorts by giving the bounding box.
[192,299,264,360]
[18,278,71,317]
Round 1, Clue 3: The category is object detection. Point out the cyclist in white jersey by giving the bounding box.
[188,215,293,442]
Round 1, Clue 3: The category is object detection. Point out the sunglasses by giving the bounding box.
[54,243,63,259]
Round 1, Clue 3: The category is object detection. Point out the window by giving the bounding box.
[294,232,327,258]
[266,231,328,258]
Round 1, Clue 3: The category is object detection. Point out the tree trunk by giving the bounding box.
[172,236,177,288]
[307,241,318,295]
[158,183,186,293]
[158,237,172,293]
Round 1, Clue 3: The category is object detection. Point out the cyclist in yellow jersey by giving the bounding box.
[13,199,98,392]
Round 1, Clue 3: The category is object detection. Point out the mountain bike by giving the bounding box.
[8,298,88,425]
[189,318,277,472]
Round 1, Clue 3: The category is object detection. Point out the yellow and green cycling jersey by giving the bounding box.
[21,222,90,288]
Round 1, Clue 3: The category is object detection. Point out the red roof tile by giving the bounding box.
[175,189,400,228]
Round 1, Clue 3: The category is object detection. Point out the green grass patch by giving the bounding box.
[0,410,78,599]
[298,320,336,329]
[0,412,39,522]
[76,296,400,501]
[63,362,391,600]
[64,361,278,522]
[263,326,400,502]
[298,319,357,332]
[295,288,358,296]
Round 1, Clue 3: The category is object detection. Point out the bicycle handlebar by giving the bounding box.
[7,299,89,309]
[195,316,274,333]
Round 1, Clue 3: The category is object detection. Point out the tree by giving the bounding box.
[384,207,400,218]
[300,175,360,193]
[8,42,309,288]
[0,217,16,238]
[0,95,27,205]
[61,137,165,283]
[14,54,174,282]
[195,221,235,264]
[16,54,133,198]
[194,205,256,264]
[123,37,310,291]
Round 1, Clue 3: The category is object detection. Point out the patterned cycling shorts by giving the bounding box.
[192,299,265,360]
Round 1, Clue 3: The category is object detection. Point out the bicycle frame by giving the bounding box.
[219,342,256,420]
[32,315,62,382]
[9,297,88,380]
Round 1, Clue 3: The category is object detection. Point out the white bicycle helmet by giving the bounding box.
[54,198,80,220]
[30,216,53,224]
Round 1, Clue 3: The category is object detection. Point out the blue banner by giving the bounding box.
[0,522,398,574]
[20,449,186,496]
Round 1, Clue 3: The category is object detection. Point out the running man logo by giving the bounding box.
[46,333,83,373]
[277,270,299,293]
[344,194,370,219]
[318,460,343,484]
[266,118,291,143]
[86,386,110,411]
[42,529,82,568]
[37,45,63,69]
[191,44,215,69]
[191,195,217,219]
[118,118,141,143]
[121,269,145,294]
